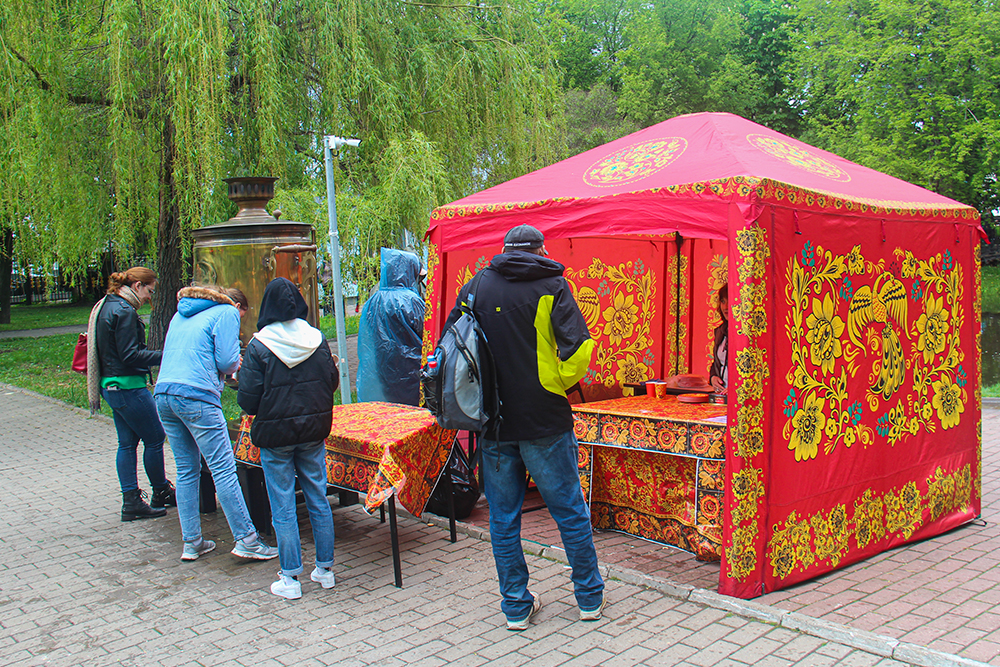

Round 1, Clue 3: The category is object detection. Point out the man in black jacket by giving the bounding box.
[444,224,605,630]
[237,278,339,600]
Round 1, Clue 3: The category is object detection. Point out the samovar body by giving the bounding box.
[192,177,319,346]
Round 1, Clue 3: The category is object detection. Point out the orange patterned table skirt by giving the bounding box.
[573,395,726,560]
[235,402,457,517]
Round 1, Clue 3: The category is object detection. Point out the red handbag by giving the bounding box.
[72,333,88,374]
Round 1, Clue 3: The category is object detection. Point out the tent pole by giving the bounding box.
[675,233,684,375]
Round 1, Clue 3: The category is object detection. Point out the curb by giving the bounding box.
[421,512,993,667]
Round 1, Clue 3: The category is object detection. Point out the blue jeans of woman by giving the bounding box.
[154,394,256,544]
[481,429,604,622]
[259,441,336,577]
[102,386,167,494]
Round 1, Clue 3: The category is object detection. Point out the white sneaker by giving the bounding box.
[506,592,541,631]
[270,573,301,600]
[579,597,606,621]
[311,567,336,589]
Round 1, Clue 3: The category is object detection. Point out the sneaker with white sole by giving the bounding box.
[311,567,336,589]
[579,597,606,621]
[231,533,279,560]
[506,592,541,631]
[270,573,301,600]
[180,538,216,561]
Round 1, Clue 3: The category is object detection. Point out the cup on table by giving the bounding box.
[647,380,668,399]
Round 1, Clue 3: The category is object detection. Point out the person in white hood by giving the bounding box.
[237,277,340,600]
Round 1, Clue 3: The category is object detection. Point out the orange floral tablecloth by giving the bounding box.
[573,395,726,560]
[235,402,457,516]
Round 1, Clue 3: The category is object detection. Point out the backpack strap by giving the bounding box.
[463,268,488,316]
[462,268,503,440]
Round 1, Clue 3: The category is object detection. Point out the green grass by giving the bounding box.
[983,266,1000,313]
[319,312,360,338]
[0,333,114,416]
[0,303,94,331]
[0,301,156,333]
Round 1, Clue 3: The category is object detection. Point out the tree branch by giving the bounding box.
[7,45,111,107]
[401,1,501,9]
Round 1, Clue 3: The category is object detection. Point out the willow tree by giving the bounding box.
[1,0,563,341]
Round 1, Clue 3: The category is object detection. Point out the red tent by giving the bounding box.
[424,112,984,598]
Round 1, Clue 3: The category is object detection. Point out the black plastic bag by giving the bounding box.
[425,444,481,520]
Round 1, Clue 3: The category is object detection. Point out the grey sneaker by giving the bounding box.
[579,597,606,621]
[231,534,278,560]
[181,538,216,561]
[506,592,541,631]
[311,567,336,589]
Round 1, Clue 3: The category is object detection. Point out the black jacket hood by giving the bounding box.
[257,277,309,329]
[490,251,565,282]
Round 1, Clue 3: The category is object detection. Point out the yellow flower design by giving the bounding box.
[601,292,639,344]
[805,294,845,375]
[614,354,648,385]
[932,374,964,430]
[901,251,917,279]
[846,245,865,275]
[587,258,606,279]
[916,295,950,363]
[790,393,826,461]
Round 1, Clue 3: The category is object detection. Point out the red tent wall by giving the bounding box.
[719,205,981,598]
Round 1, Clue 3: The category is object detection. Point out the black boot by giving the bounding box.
[122,489,167,522]
[151,480,176,508]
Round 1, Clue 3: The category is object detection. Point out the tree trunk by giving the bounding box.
[149,116,182,350]
[0,227,12,324]
[23,267,32,306]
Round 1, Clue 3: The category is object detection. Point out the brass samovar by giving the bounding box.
[192,177,319,346]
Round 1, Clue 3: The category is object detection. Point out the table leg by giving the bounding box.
[388,496,402,588]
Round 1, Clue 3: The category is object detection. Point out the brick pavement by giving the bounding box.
[0,385,928,667]
[462,408,1000,665]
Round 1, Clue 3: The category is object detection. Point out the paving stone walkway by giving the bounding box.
[0,385,940,666]
[463,410,1000,665]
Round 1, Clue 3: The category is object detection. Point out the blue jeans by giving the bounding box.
[259,441,336,577]
[102,386,168,494]
[154,394,256,544]
[481,429,604,621]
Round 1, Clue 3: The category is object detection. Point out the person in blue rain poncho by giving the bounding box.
[356,248,425,405]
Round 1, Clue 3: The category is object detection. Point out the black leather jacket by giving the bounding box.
[96,294,161,377]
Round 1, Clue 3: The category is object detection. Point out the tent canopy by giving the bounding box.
[429,112,980,252]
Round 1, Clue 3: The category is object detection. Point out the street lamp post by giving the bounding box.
[323,135,361,404]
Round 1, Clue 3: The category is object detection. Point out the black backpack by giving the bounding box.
[421,270,502,436]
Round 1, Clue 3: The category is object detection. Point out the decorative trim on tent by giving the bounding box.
[723,218,771,586]
[766,463,975,581]
[430,176,978,226]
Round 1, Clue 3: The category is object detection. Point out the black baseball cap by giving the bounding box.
[503,224,545,250]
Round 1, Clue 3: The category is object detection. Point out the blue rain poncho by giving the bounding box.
[356,248,426,405]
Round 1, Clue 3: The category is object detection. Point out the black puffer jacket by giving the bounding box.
[96,294,161,377]
[237,278,339,448]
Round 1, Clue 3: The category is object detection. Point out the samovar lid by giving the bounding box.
[203,176,280,227]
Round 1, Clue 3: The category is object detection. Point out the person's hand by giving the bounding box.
[711,376,725,393]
